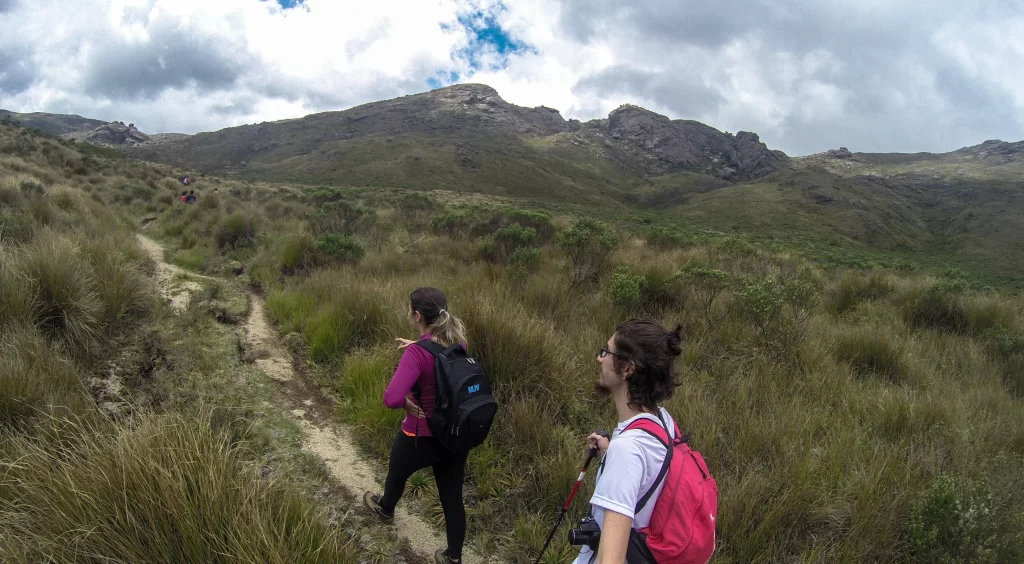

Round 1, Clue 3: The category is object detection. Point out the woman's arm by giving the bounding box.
[382,348,426,408]
[595,509,633,564]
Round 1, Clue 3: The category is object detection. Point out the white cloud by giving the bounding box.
[1,0,1022,155]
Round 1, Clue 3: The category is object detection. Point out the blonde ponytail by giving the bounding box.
[428,309,467,347]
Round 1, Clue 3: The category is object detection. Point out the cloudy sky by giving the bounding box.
[1,0,1022,156]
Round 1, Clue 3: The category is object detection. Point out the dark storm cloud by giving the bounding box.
[82,17,252,100]
[0,45,36,94]
[559,0,1024,154]
[574,65,724,117]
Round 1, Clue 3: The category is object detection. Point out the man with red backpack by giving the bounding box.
[572,319,718,564]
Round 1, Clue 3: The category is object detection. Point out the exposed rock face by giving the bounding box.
[586,104,788,180]
[82,122,152,145]
[826,147,856,159]
[968,139,1024,160]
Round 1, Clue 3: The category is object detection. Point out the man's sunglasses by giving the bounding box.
[599,345,626,360]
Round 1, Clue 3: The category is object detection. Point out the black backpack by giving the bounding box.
[413,340,497,454]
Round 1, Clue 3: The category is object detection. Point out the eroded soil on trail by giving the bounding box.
[136,234,202,312]
[141,232,487,563]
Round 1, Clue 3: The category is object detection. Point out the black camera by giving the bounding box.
[568,516,601,549]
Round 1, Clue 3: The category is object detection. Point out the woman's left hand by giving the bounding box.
[395,338,415,350]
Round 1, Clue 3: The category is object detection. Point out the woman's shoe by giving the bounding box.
[363,491,394,523]
[434,548,460,563]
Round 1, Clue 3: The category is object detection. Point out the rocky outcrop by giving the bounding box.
[584,104,788,180]
[82,122,152,146]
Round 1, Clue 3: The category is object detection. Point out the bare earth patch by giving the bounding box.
[135,234,202,312]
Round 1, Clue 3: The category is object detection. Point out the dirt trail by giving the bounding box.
[136,234,202,312]
[140,233,486,563]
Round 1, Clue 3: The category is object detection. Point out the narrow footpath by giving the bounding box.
[136,233,488,563]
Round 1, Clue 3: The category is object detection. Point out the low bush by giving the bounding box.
[610,266,644,309]
[481,224,537,264]
[315,233,364,264]
[557,217,619,289]
[645,225,692,250]
[907,475,1022,563]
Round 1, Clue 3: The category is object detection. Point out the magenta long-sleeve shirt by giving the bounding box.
[384,334,463,437]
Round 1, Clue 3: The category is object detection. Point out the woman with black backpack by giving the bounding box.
[364,287,471,564]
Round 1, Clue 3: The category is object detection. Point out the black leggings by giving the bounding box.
[379,432,468,560]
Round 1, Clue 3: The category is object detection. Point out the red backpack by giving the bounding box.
[623,413,718,564]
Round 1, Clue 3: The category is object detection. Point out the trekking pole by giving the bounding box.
[534,430,610,564]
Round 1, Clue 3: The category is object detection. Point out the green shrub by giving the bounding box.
[315,233,364,264]
[907,475,1022,563]
[508,247,542,286]
[430,210,476,237]
[737,272,819,352]
[645,225,691,250]
[396,192,437,213]
[215,212,258,250]
[557,217,619,289]
[309,200,371,236]
[986,327,1024,358]
[718,235,757,257]
[482,225,538,263]
[680,262,731,323]
[835,326,907,382]
[502,209,555,242]
[610,266,644,309]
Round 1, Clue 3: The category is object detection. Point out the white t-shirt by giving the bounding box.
[573,407,676,564]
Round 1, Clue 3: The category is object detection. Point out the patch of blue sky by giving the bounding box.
[427,71,461,90]
[453,7,536,72]
[266,0,305,10]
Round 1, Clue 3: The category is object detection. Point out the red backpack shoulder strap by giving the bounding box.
[623,415,674,514]
[623,416,670,447]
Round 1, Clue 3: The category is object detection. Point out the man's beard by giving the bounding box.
[593,380,611,397]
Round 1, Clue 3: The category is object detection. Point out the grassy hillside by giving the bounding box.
[113,84,1024,288]
[0,124,386,562]
[132,146,1024,562]
[5,115,1024,562]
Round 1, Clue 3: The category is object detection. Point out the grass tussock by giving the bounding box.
[835,326,908,382]
[0,414,357,563]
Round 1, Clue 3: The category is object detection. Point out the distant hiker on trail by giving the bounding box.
[364,287,495,564]
[180,191,187,203]
[572,319,717,564]
[186,190,196,204]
